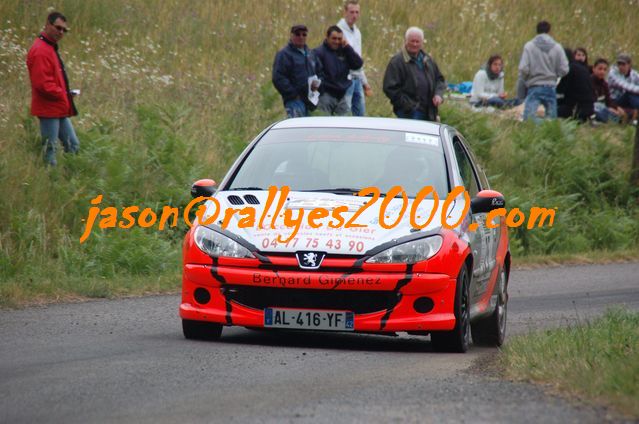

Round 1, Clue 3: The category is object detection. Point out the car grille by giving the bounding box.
[223,285,399,314]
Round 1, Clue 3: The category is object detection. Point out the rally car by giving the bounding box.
[180,117,510,352]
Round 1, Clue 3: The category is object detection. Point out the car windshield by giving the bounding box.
[226,128,449,197]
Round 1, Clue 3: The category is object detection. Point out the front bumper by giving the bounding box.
[179,264,457,332]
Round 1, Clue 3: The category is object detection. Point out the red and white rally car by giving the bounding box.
[180,117,509,352]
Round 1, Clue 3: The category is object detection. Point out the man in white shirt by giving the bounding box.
[337,0,372,116]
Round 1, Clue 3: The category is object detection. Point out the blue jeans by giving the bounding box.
[39,117,80,166]
[344,78,365,116]
[395,109,427,120]
[594,102,620,123]
[284,99,308,118]
[523,85,558,121]
[614,92,639,110]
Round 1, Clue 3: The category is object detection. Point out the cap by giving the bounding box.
[291,24,308,33]
[617,53,631,64]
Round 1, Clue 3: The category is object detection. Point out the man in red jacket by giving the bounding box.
[27,11,79,166]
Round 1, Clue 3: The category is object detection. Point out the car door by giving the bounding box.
[450,135,494,307]
[460,138,500,283]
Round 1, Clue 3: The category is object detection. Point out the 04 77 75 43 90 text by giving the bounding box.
[78,185,557,243]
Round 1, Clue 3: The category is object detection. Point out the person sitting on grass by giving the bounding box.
[608,53,639,126]
[557,48,595,122]
[574,47,590,71]
[591,58,625,123]
[470,54,520,108]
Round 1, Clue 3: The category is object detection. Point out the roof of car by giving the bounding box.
[271,117,442,135]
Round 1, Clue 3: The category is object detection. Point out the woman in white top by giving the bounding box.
[470,55,519,108]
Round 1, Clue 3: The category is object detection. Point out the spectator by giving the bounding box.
[518,20,569,121]
[608,53,639,125]
[26,11,79,166]
[591,58,625,123]
[382,27,446,121]
[337,0,372,116]
[314,26,363,116]
[574,47,589,68]
[470,54,520,108]
[272,24,320,118]
[557,48,595,122]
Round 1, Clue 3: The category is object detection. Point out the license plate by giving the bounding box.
[264,308,354,331]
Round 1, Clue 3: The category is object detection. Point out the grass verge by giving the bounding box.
[501,308,639,418]
[0,271,180,309]
[513,248,639,268]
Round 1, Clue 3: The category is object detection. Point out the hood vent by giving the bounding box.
[227,195,245,205]
[244,195,260,205]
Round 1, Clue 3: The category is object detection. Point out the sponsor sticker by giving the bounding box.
[405,133,440,147]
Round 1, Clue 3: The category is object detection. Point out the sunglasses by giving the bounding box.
[53,24,68,33]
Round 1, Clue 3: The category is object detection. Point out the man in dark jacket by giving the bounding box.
[314,26,363,115]
[382,27,446,121]
[272,24,320,118]
[26,11,79,166]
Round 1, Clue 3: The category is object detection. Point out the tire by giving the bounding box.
[431,264,471,353]
[182,319,223,341]
[471,267,508,346]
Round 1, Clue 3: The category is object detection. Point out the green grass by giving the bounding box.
[502,308,639,418]
[512,248,639,267]
[0,271,180,309]
[0,1,638,305]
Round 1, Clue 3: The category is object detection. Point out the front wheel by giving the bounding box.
[471,267,508,346]
[431,264,471,353]
[182,319,223,341]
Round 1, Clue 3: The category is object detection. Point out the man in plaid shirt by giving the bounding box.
[608,53,639,123]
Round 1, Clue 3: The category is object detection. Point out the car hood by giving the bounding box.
[202,191,463,255]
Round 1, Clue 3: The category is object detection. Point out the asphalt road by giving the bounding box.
[1,263,638,423]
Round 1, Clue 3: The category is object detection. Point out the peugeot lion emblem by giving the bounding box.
[296,251,326,270]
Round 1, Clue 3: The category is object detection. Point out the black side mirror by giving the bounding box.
[471,190,505,214]
[191,179,217,198]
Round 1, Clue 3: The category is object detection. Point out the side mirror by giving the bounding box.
[471,190,505,214]
[191,179,217,198]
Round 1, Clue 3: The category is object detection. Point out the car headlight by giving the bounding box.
[365,235,443,264]
[193,226,255,259]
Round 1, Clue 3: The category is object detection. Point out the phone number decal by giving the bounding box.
[261,237,365,252]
